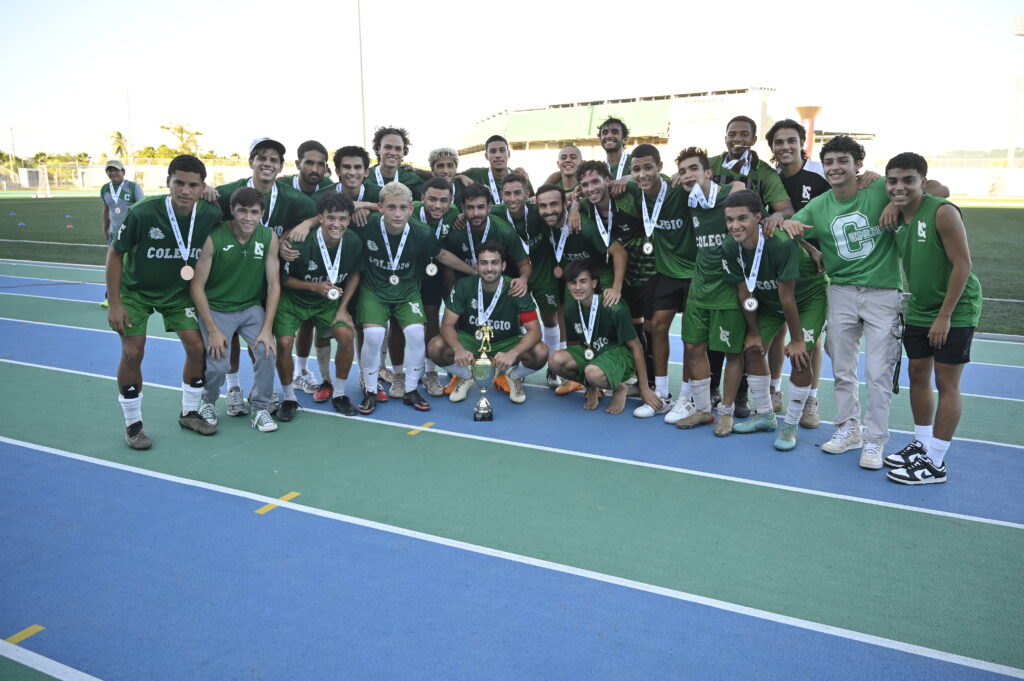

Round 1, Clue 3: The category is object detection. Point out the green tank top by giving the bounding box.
[204,222,275,312]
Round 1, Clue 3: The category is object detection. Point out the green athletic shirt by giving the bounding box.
[793,178,900,289]
[462,168,536,199]
[690,184,738,309]
[351,213,439,303]
[709,152,790,209]
[442,215,528,279]
[112,195,222,305]
[722,232,828,316]
[410,202,459,277]
[215,178,316,237]
[364,166,424,200]
[311,183,382,205]
[581,192,654,287]
[277,174,335,196]
[565,295,636,354]
[203,223,274,312]
[620,180,695,279]
[281,228,363,305]
[555,218,613,289]
[895,195,982,327]
[607,153,630,182]
[447,275,536,344]
[491,204,555,287]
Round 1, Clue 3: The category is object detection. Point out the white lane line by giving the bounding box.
[0,238,107,248]
[0,258,105,270]
[0,639,103,681]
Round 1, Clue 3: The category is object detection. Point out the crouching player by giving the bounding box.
[275,192,363,418]
[722,190,827,450]
[428,241,548,404]
[549,260,660,414]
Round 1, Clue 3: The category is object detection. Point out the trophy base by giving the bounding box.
[473,410,494,422]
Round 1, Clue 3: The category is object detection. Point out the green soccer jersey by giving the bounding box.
[620,180,695,279]
[895,195,982,327]
[709,152,790,209]
[462,167,535,201]
[410,202,459,277]
[793,179,900,289]
[364,166,424,200]
[447,275,536,344]
[113,195,222,306]
[311,182,382,205]
[277,174,335,197]
[203,223,274,312]
[352,213,439,303]
[215,178,316,238]
[553,217,614,289]
[581,192,654,288]
[607,153,631,182]
[281,228,363,306]
[442,215,528,278]
[690,183,738,309]
[565,294,636,354]
[491,204,555,287]
[722,232,828,316]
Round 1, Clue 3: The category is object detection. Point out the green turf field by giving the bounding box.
[0,194,1021,334]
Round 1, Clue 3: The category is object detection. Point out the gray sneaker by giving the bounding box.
[293,370,319,394]
[388,373,406,399]
[800,396,821,429]
[125,421,152,450]
[423,371,444,397]
[771,387,784,413]
[199,401,218,426]
[226,387,248,416]
[379,366,396,385]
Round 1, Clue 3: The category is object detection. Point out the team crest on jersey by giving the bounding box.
[719,327,730,346]
[803,328,815,343]
[802,185,812,201]
[692,216,701,228]
[545,294,556,306]
[917,221,927,241]
[307,260,318,271]
[184,307,197,320]
[116,224,128,241]
[469,298,478,309]
[254,241,265,257]
[366,240,379,252]
[573,322,583,334]
[149,227,164,240]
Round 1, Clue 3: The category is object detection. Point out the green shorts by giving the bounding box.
[118,287,199,337]
[356,287,426,328]
[274,294,352,338]
[530,282,560,314]
[565,344,635,388]
[681,303,746,353]
[456,331,522,356]
[757,293,828,346]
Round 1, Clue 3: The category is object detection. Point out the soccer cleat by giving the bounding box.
[508,377,526,404]
[770,387,784,413]
[733,392,750,419]
[378,366,395,385]
[710,389,722,408]
[555,380,584,396]
[226,387,248,416]
[887,455,947,485]
[859,442,884,470]
[800,396,821,429]
[422,372,444,397]
[822,424,863,454]
[493,374,510,393]
[124,421,152,450]
[633,394,671,418]
[884,440,927,469]
[733,412,778,434]
[250,409,278,432]
[664,397,695,425]
[388,373,406,399]
[443,375,460,395]
[357,391,378,415]
[179,410,217,435]
[675,410,714,429]
[277,400,299,422]
[546,370,562,388]
[293,370,319,394]
[332,395,357,416]
[312,381,333,403]
[403,389,430,411]
[774,422,799,451]
[713,412,734,437]
[199,401,218,426]
[448,377,476,403]
[376,380,389,402]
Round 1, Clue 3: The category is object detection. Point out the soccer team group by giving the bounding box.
[100,115,983,486]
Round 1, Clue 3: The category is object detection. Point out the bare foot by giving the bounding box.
[605,382,628,414]
[583,386,600,410]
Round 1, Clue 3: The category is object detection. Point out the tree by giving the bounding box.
[110,131,128,159]
[138,145,157,159]
[160,122,202,155]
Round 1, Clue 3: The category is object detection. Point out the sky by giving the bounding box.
[1,0,1021,167]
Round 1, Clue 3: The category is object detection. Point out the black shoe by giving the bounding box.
[884,439,926,468]
[358,391,377,414]
[332,395,357,416]
[710,389,722,408]
[277,399,299,422]
[403,389,431,411]
[125,421,152,450]
[733,392,750,419]
[179,411,217,435]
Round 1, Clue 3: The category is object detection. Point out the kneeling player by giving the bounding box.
[722,190,827,450]
[549,261,659,414]
[275,192,363,418]
[428,241,548,404]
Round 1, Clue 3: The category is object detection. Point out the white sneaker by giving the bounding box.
[664,397,695,425]
[293,370,319,394]
[449,377,476,402]
[822,423,863,454]
[199,401,218,426]
[546,370,561,388]
[226,387,248,416]
[633,393,671,418]
[251,409,278,432]
[388,373,406,399]
[423,371,444,397]
[859,442,884,470]
[379,366,396,385]
[508,377,526,404]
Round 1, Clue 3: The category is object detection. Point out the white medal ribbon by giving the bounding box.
[476,275,504,328]
[687,182,720,209]
[721,150,753,177]
[553,216,570,263]
[578,294,600,350]
[507,206,530,254]
[420,207,446,241]
[164,196,196,265]
[466,216,492,266]
[246,178,277,228]
[375,165,394,187]
[640,180,667,240]
[592,199,613,248]
[487,169,501,204]
[739,232,766,296]
[292,176,302,191]
[608,153,629,181]
[317,228,344,285]
[109,181,125,205]
[338,184,366,202]
[380,221,411,278]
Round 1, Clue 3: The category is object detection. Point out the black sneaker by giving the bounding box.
[884,439,926,468]
[179,411,217,435]
[733,392,750,419]
[357,391,377,415]
[403,389,431,411]
[125,421,152,450]
[886,455,947,485]
[332,395,357,416]
[710,389,722,408]
[277,399,299,422]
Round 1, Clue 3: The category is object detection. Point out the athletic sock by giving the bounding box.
[716,401,734,416]
[360,326,386,391]
[808,387,818,399]
[316,344,332,381]
[444,364,472,380]
[678,380,692,402]
[510,362,534,380]
[332,382,346,399]
[225,372,240,390]
[770,377,782,392]
[542,325,560,356]
[747,374,772,414]
[294,358,309,379]
[282,383,296,402]
[914,424,933,451]
[424,358,437,373]
[929,438,950,467]
[181,383,203,415]
[691,377,711,413]
[402,325,425,392]
[392,363,404,376]
[118,394,143,427]
[655,376,669,399]
[785,384,811,426]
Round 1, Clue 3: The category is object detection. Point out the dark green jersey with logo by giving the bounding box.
[352,214,439,303]
[447,275,536,343]
[565,295,636,354]
[722,231,827,315]
[215,178,316,238]
[204,223,275,312]
[442,215,528,279]
[281,228,363,305]
[690,183,738,310]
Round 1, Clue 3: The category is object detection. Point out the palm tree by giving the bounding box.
[110,131,128,159]
[160,123,202,155]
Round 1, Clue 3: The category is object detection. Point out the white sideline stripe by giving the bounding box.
[3,357,1023,527]
[0,275,102,286]
[1,435,1021,680]
[0,639,103,681]
[983,297,1024,303]
[0,258,105,270]
[0,238,107,248]
[0,292,102,305]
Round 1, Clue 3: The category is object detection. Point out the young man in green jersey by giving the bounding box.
[457,135,533,202]
[882,153,982,485]
[549,260,660,414]
[428,147,463,208]
[106,154,223,449]
[429,241,549,405]
[723,190,828,450]
[365,126,424,200]
[353,181,475,414]
[542,145,583,195]
[191,187,281,432]
[444,183,531,292]
[597,116,631,181]
[275,192,363,419]
[278,140,333,196]
[100,159,145,308]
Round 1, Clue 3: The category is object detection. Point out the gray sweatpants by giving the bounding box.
[199,305,276,411]
[825,285,903,446]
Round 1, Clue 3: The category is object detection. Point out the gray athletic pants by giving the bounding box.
[199,305,276,411]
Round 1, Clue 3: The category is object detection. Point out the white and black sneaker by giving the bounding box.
[884,440,927,469]
[887,455,947,485]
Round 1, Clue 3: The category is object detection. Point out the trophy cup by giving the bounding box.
[472,323,495,421]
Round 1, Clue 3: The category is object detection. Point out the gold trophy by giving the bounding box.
[472,323,495,421]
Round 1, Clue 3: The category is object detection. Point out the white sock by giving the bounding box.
[393,363,405,375]
[691,377,711,413]
[425,358,437,373]
[655,376,669,399]
[929,438,950,466]
[717,401,734,416]
[294,358,309,378]
[543,325,560,356]
[360,326,386,390]
[119,394,142,427]
[282,383,296,402]
[808,387,818,398]
[444,364,472,379]
[914,424,933,451]
[748,374,772,414]
[333,382,346,398]
[785,384,811,425]
[316,344,332,380]
[678,381,692,401]
[559,340,567,351]
[226,372,240,390]
[402,324,425,392]
[770,377,782,392]
[181,383,203,415]
[510,362,534,380]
